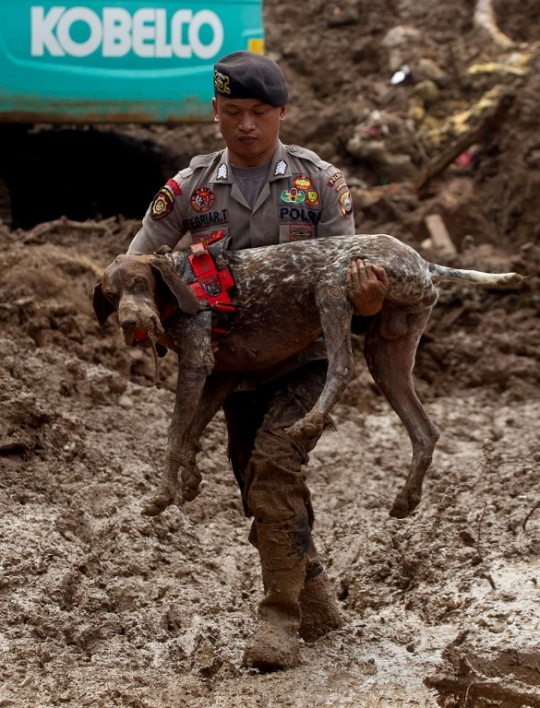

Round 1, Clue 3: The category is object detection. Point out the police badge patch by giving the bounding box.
[305,190,320,206]
[339,189,354,216]
[281,187,306,204]
[190,187,215,213]
[151,183,176,220]
[294,174,312,190]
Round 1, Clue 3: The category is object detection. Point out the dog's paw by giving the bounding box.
[389,489,421,519]
[181,466,202,502]
[181,483,202,502]
[389,502,409,519]
[142,493,172,517]
[286,413,325,441]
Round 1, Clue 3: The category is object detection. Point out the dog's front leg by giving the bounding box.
[286,286,356,440]
[143,311,214,516]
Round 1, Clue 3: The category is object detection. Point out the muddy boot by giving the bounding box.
[299,565,343,642]
[243,521,308,671]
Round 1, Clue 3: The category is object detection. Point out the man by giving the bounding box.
[128,50,388,671]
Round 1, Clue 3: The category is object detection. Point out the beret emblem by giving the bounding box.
[214,70,231,94]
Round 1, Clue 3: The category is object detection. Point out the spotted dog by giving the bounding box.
[93,234,523,519]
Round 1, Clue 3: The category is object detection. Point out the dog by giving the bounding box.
[93,233,523,519]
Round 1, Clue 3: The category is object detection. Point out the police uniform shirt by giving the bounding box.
[128,140,355,254]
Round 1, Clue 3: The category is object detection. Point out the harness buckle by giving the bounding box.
[190,242,206,258]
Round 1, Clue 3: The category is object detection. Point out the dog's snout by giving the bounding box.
[120,316,138,332]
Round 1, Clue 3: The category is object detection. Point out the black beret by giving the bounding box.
[213,51,289,107]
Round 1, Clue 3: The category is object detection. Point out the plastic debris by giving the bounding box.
[390,65,411,85]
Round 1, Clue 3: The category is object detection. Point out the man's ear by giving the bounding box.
[92,282,117,325]
[150,260,200,315]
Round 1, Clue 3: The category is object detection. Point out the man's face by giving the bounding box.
[212,96,287,167]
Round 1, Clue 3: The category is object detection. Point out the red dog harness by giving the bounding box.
[187,230,235,334]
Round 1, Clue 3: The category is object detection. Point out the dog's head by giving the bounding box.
[93,254,199,350]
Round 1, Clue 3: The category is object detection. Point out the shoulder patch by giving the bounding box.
[339,189,354,217]
[327,171,344,187]
[151,184,176,220]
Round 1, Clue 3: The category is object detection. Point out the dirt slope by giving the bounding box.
[1,1,540,706]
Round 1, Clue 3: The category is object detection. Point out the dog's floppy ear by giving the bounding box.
[150,259,199,316]
[93,282,117,325]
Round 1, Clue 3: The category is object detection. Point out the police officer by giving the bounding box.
[129,50,388,671]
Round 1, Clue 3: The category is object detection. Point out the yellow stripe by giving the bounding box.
[248,38,265,55]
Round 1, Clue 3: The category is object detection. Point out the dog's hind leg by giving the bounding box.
[364,304,440,519]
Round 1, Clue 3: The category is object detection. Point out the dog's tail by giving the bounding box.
[428,263,524,288]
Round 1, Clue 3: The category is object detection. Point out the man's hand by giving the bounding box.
[346,258,389,316]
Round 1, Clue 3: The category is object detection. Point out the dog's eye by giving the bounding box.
[132,278,145,292]
[104,289,117,300]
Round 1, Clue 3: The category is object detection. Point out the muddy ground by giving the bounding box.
[1,1,540,706]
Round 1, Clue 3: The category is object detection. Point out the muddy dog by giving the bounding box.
[93,234,523,519]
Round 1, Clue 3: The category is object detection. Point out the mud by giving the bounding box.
[1,0,540,706]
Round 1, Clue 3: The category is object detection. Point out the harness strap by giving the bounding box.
[187,230,236,333]
[188,237,234,307]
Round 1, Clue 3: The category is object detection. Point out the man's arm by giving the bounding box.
[318,165,388,317]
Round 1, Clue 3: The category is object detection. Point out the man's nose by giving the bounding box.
[239,112,256,131]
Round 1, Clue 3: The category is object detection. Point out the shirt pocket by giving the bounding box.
[279,222,315,243]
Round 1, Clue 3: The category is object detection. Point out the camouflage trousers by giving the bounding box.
[223,360,328,561]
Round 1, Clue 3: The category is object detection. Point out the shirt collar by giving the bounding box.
[210,142,291,183]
